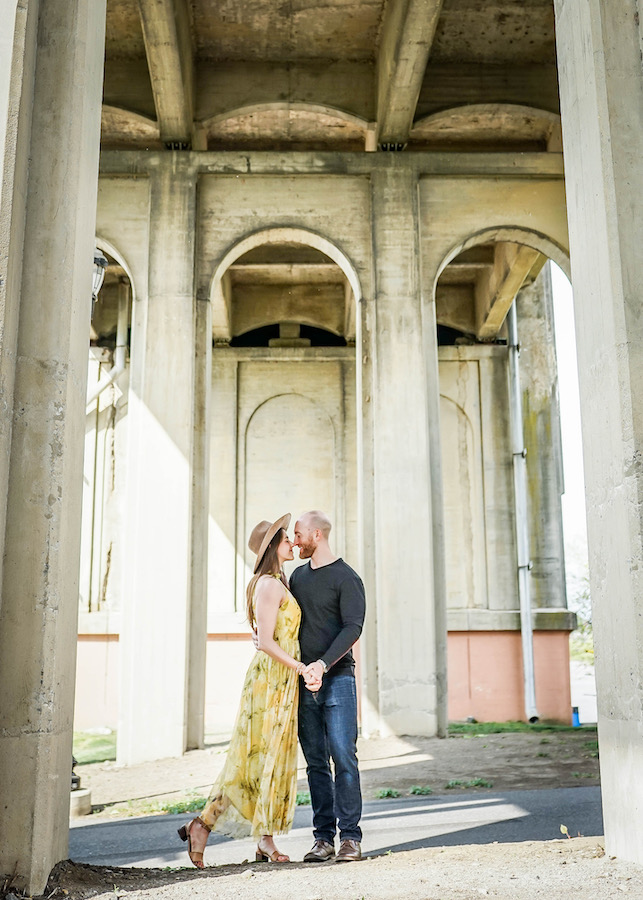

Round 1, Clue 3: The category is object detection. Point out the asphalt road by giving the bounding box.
[69,786,602,869]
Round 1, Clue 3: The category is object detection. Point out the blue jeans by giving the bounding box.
[298,673,362,843]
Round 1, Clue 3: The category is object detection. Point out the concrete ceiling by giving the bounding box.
[96,1,559,344]
[102,0,559,151]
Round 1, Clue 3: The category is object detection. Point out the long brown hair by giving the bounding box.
[246,528,288,630]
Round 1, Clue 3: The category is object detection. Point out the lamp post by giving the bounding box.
[91,248,108,314]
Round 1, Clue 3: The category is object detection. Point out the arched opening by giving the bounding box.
[223,241,353,347]
[74,243,133,743]
[205,229,361,734]
[434,232,578,725]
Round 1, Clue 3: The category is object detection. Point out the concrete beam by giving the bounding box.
[137,0,193,145]
[416,62,561,120]
[435,284,476,334]
[376,0,444,145]
[99,149,566,178]
[475,243,544,340]
[231,282,346,337]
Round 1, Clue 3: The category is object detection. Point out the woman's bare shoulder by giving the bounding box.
[254,574,283,601]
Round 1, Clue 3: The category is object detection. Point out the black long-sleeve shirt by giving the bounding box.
[289,558,366,676]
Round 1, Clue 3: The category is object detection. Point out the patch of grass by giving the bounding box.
[409,785,433,795]
[163,796,207,816]
[374,788,401,799]
[583,740,599,758]
[572,772,595,779]
[100,793,207,818]
[448,721,597,736]
[537,752,550,758]
[296,791,311,805]
[73,730,117,765]
[445,778,493,789]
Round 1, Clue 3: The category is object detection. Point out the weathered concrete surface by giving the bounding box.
[555,0,643,867]
[0,0,106,894]
[518,267,567,612]
[370,168,442,735]
[117,160,197,765]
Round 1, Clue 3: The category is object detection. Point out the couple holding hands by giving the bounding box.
[178,510,366,866]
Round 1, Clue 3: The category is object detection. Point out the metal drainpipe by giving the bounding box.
[507,301,539,723]
[86,278,129,406]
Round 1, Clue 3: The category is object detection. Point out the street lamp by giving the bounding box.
[92,248,108,313]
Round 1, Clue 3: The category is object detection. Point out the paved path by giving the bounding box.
[69,786,602,869]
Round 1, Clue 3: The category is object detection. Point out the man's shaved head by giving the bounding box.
[299,510,332,538]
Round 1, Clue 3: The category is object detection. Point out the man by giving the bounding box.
[291,510,366,863]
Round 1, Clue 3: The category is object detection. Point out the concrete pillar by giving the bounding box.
[555,0,643,864]
[0,0,34,603]
[0,0,106,893]
[517,267,567,611]
[356,245,380,737]
[369,168,443,735]
[118,159,197,764]
[187,294,211,749]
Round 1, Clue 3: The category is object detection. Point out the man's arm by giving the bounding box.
[308,572,365,681]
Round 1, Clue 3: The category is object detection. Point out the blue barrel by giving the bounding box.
[572,706,580,727]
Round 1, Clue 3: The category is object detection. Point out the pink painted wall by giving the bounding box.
[74,635,120,730]
[74,629,573,732]
[447,630,572,723]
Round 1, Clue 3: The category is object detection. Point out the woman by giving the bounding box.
[178,513,306,866]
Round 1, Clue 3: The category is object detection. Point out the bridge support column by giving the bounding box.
[556,0,643,865]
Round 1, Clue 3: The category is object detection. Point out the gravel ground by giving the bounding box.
[7,729,641,900]
[44,837,643,900]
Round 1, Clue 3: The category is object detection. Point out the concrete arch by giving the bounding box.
[200,101,367,133]
[95,235,138,301]
[101,105,160,147]
[244,390,338,444]
[433,225,571,299]
[412,103,561,142]
[209,226,363,341]
[240,391,338,575]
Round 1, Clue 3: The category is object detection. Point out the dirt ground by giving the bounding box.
[78,729,601,818]
[8,729,640,900]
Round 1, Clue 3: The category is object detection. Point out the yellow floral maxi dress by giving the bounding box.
[200,576,301,838]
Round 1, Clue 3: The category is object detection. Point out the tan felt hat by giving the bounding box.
[248,513,291,573]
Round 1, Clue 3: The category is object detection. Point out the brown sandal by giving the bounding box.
[256,840,290,863]
[177,817,211,868]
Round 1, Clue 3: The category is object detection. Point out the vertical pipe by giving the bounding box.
[507,302,539,723]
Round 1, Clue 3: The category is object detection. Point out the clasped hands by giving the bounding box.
[299,661,323,693]
[252,630,323,692]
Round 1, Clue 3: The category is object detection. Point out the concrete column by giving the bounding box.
[118,159,197,764]
[0,0,106,893]
[516,267,567,611]
[356,253,380,736]
[369,168,443,735]
[555,0,643,864]
[0,0,35,603]
[187,293,211,750]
